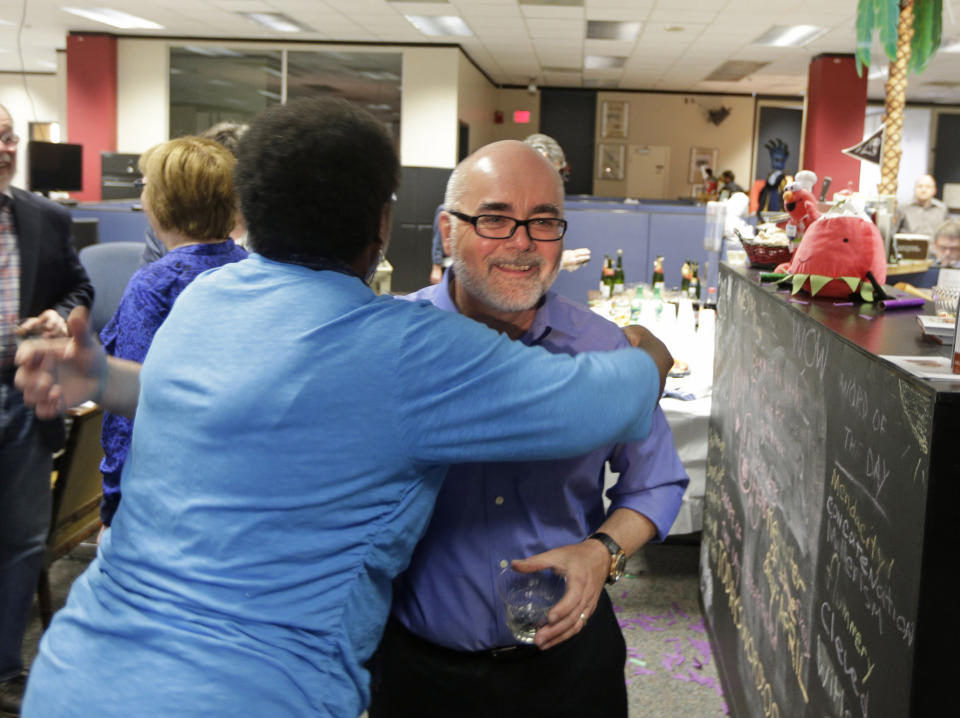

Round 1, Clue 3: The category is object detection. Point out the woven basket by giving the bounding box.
[741,241,793,269]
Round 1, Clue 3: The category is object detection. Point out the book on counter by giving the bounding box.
[916,314,956,344]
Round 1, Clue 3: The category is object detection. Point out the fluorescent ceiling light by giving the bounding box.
[587,21,641,42]
[705,60,769,82]
[239,12,311,33]
[753,25,827,47]
[404,15,472,37]
[61,7,162,30]
[584,55,626,70]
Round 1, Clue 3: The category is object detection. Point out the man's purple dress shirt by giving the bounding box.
[392,269,689,651]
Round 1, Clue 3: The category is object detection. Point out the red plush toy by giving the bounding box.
[780,170,821,240]
[774,199,887,300]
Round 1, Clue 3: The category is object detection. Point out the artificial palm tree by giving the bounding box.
[856,0,942,196]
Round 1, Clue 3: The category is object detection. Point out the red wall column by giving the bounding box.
[66,33,117,201]
[803,54,867,197]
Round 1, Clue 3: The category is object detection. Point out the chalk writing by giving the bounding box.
[824,467,915,648]
[821,600,872,717]
[792,315,828,381]
[897,378,931,456]
[817,636,854,718]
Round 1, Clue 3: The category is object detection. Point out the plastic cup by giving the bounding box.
[496,567,566,644]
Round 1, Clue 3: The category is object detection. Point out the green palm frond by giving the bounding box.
[855,0,943,76]
[910,0,943,73]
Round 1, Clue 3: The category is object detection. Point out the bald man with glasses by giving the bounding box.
[369,141,688,718]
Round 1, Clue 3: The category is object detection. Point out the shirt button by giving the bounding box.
[499,559,509,568]
[495,496,504,505]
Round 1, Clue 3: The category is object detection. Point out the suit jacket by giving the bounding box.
[10,186,94,449]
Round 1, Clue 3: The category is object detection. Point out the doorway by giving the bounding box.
[626,145,670,199]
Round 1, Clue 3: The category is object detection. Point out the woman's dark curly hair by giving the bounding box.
[235,97,399,264]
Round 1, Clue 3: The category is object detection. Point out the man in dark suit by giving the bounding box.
[0,103,93,716]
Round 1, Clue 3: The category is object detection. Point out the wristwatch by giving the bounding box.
[587,532,627,585]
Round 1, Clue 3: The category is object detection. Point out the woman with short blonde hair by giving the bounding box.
[98,136,248,527]
[139,136,236,242]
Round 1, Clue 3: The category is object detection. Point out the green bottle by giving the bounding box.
[690,262,701,301]
[651,255,665,297]
[600,255,614,298]
[613,249,625,295]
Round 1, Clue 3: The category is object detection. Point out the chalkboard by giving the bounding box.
[700,268,936,718]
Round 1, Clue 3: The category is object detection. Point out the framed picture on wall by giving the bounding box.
[689,146,718,184]
[601,101,629,139]
[597,143,626,180]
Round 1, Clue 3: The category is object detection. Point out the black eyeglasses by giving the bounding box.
[447,210,567,241]
[133,178,147,194]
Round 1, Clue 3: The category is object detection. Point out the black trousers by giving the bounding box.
[368,590,627,718]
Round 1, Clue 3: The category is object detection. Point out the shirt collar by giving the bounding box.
[439,267,555,345]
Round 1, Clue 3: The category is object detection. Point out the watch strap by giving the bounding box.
[587,532,621,556]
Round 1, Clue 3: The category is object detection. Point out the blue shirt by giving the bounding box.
[392,270,689,650]
[25,255,664,718]
[98,239,248,525]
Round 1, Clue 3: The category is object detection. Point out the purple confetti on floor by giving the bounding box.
[615,598,725,710]
[859,313,874,320]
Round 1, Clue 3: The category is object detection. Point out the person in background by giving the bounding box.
[368,141,688,718]
[140,122,249,264]
[718,170,744,200]
[98,137,248,528]
[523,133,590,273]
[16,97,672,718]
[702,167,719,198]
[897,174,949,238]
[931,219,960,266]
[0,103,93,716]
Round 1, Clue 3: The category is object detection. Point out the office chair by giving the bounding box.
[36,403,104,629]
[78,241,144,335]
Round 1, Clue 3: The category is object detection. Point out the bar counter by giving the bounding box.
[700,264,959,718]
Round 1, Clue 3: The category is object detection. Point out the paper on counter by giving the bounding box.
[880,355,960,381]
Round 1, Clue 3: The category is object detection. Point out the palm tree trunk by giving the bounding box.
[879,0,915,197]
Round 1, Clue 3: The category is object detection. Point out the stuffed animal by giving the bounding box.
[781,170,821,240]
[774,199,887,300]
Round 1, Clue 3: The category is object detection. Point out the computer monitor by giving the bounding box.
[101,152,142,200]
[28,141,83,195]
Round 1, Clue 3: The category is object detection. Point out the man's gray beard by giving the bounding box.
[451,251,559,313]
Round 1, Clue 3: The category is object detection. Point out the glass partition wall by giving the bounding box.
[170,47,402,140]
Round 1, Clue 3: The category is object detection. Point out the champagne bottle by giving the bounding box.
[613,249,625,295]
[690,261,701,302]
[680,260,692,294]
[600,255,614,298]
[651,255,665,297]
